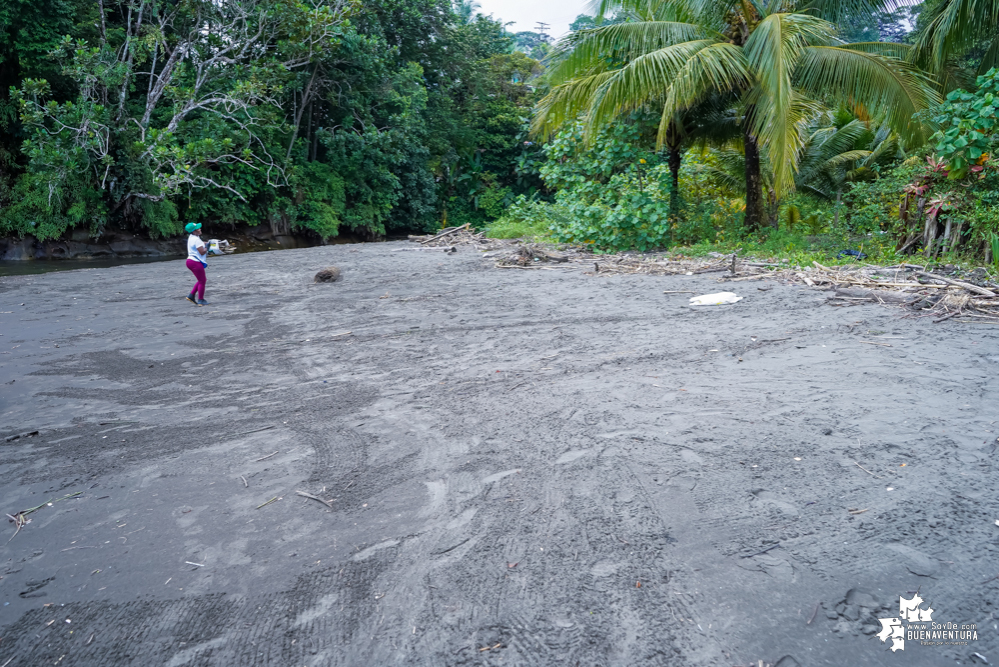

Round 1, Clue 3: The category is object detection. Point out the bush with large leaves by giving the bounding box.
[930,67,999,179]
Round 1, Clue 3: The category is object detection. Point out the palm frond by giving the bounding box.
[589,0,692,19]
[864,134,898,166]
[663,42,753,109]
[845,165,876,181]
[911,0,999,72]
[546,21,716,86]
[978,38,999,75]
[532,71,616,139]
[744,13,834,195]
[793,0,900,24]
[702,166,746,193]
[657,42,754,145]
[587,39,721,131]
[819,119,871,156]
[840,42,912,61]
[799,183,832,200]
[794,46,939,146]
[820,149,873,171]
[685,98,744,145]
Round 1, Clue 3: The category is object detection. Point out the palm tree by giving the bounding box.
[913,0,999,76]
[703,111,904,228]
[796,109,903,227]
[534,0,937,231]
[659,95,742,218]
[454,0,481,25]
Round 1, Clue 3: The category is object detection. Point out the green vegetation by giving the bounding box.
[4,0,999,268]
[0,0,543,241]
[482,0,999,268]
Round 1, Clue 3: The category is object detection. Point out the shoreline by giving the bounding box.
[0,223,385,263]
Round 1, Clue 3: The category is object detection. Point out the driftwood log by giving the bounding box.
[314,266,342,283]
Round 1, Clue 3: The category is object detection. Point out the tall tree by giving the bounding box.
[534,0,937,231]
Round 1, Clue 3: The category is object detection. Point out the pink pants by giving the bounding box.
[186,259,206,299]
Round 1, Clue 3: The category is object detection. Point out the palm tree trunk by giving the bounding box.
[743,126,767,232]
[663,120,683,220]
[668,145,682,219]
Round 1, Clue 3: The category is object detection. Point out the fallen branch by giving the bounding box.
[420,223,470,245]
[296,490,333,508]
[727,273,774,282]
[914,271,996,297]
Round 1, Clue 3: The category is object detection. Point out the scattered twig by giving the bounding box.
[848,508,870,515]
[185,561,205,567]
[933,309,963,324]
[240,475,248,488]
[859,341,892,347]
[256,497,279,509]
[854,461,879,478]
[296,490,333,508]
[253,451,278,462]
[807,601,822,625]
[740,543,780,558]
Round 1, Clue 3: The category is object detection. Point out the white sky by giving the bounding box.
[477,0,588,40]
[476,0,922,41]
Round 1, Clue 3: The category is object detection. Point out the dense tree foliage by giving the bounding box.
[535,0,937,232]
[489,0,999,262]
[0,0,543,241]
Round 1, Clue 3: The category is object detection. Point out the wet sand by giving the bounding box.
[1,242,997,666]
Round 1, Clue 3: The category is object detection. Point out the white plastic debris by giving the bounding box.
[689,292,743,306]
[207,239,235,255]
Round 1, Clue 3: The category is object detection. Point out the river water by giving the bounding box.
[0,255,183,277]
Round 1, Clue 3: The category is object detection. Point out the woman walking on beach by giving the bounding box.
[185,222,210,306]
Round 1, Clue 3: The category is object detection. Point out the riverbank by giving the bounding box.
[1,242,996,665]
[0,223,356,262]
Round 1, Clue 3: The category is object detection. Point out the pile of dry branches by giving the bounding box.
[794,262,999,323]
[408,223,492,248]
[406,232,998,322]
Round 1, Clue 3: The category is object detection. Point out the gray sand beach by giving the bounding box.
[1,242,997,666]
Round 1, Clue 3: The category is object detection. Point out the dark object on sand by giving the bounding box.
[314,266,341,283]
[837,249,867,260]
